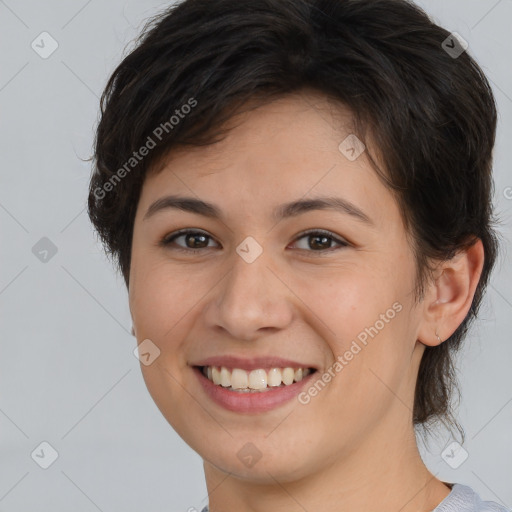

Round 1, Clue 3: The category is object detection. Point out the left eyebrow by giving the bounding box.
[273,196,374,226]
[143,194,374,227]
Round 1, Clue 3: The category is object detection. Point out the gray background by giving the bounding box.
[0,1,511,511]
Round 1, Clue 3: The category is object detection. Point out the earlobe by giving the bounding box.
[417,238,485,347]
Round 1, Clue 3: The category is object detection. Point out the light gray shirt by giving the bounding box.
[200,483,511,512]
[433,483,510,512]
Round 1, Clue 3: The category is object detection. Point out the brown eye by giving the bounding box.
[161,230,217,252]
[291,230,348,254]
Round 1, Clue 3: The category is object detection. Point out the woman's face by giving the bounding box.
[129,92,428,482]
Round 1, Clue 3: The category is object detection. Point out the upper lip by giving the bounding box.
[191,356,318,372]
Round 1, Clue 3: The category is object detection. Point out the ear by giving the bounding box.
[417,238,485,347]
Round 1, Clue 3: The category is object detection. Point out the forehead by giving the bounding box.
[150,91,357,174]
[138,92,396,229]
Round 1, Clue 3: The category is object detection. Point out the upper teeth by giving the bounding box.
[203,366,312,391]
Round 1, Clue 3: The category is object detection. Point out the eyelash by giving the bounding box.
[160,228,349,256]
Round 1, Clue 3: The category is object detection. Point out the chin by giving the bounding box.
[200,441,320,484]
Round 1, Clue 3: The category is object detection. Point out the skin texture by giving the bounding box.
[128,90,484,511]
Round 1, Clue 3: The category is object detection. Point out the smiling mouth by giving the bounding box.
[196,365,317,393]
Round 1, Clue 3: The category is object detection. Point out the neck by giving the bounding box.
[202,412,452,512]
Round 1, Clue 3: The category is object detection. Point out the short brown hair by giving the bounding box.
[88,0,500,442]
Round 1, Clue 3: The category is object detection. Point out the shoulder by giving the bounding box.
[434,483,510,512]
[198,487,510,512]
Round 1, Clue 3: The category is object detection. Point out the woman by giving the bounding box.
[88,0,509,510]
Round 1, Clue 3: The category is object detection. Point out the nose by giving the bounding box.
[204,250,294,341]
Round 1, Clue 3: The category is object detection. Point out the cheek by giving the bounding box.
[130,255,200,332]
[290,258,402,342]
[129,260,200,432]
[294,261,413,417]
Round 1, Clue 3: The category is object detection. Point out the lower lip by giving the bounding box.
[193,367,317,413]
